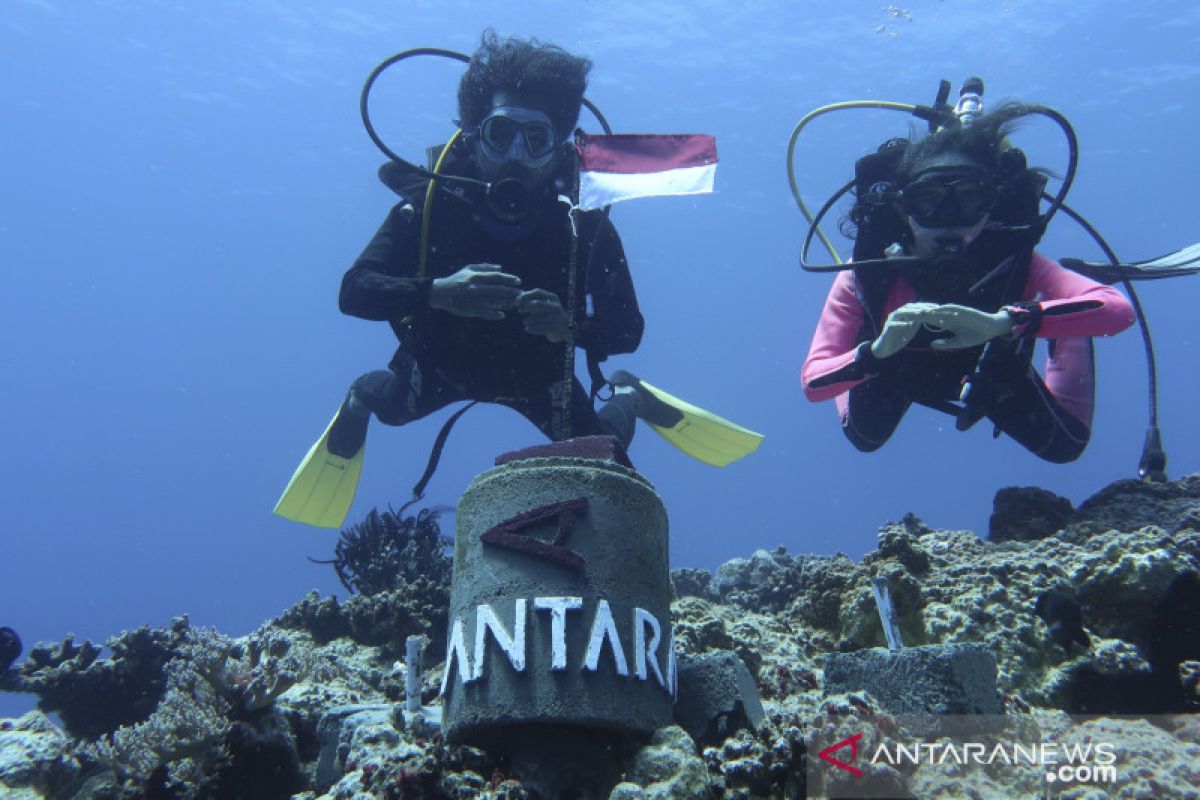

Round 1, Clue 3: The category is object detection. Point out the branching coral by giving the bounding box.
[11,618,192,738]
[71,626,304,798]
[79,657,234,795]
[195,632,299,718]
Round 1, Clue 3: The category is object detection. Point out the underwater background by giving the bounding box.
[2,0,1197,719]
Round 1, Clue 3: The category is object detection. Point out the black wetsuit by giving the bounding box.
[840,331,1094,464]
[338,173,644,447]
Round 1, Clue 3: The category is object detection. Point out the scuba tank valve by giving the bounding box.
[954,77,985,127]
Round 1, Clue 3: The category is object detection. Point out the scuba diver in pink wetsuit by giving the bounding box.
[800,103,1135,463]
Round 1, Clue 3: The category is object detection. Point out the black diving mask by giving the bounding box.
[474,106,564,225]
[478,106,560,168]
[899,175,997,229]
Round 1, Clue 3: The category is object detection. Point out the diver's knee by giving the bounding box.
[840,412,893,453]
[1033,423,1090,463]
[350,369,396,398]
[842,426,886,453]
[348,369,414,426]
[597,392,637,449]
[1040,438,1089,464]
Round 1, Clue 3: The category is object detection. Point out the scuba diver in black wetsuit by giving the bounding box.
[274,32,758,532]
[275,34,641,529]
[334,35,645,452]
[274,33,762,529]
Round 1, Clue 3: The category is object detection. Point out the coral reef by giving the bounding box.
[10,619,193,738]
[0,711,80,795]
[1066,474,1200,538]
[3,476,1200,798]
[671,567,720,603]
[988,485,1075,542]
[6,618,313,798]
[702,723,805,798]
[274,586,451,664]
[284,505,454,658]
[615,725,715,799]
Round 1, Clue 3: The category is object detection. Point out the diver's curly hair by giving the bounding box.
[840,102,1043,241]
[457,30,592,138]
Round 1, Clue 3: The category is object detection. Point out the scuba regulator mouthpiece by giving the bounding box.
[907,215,990,259]
[485,177,539,224]
[955,77,985,126]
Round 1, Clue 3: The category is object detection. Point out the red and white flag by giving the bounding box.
[574,133,718,211]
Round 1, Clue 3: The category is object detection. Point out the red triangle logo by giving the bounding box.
[818,732,864,777]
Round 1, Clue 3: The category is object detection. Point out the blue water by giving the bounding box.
[2,1,1197,718]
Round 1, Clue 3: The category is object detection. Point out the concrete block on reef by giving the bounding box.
[674,651,765,746]
[444,450,672,746]
[314,704,402,791]
[823,644,1002,736]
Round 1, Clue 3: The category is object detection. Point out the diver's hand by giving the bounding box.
[922,304,1015,350]
[514,289,571,343]
[870,302,941,359]
[429,263,522,320]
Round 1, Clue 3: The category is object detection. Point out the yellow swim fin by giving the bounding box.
[610,370,763,467]
[273,410,365,529]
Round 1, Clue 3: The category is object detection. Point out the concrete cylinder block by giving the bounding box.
[442,452,673,746]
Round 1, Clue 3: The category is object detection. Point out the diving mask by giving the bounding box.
[899,174,997,229]
[477,106,560,168]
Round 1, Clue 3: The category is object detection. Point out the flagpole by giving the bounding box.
[556,159,582,441]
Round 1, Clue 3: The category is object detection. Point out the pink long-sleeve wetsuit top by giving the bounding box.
[801,251,1136,425]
